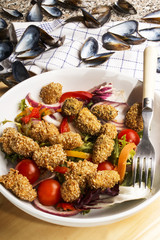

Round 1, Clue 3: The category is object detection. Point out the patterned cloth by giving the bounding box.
[12,20,160,93]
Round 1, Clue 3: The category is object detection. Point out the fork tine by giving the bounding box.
[151,156,155,189]
[132,156,137,187]
[139,157,144,187]
[144,157,149,188]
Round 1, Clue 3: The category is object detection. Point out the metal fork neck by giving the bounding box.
[142,98,153,111]
[142,98,153,138]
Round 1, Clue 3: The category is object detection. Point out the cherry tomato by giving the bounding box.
[15,159,40,184]
[97,161,114,171]
[37,179,61,206]
[118,129,140,145]
[54,166,69,174]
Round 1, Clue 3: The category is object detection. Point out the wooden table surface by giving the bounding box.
[0,82,160,240]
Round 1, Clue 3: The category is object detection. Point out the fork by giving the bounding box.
[132,46,157,189]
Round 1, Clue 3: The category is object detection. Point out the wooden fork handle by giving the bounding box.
[143,46,157,100]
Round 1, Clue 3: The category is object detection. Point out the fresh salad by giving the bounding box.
[0,81,146,217]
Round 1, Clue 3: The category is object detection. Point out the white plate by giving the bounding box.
[0,68,160,227]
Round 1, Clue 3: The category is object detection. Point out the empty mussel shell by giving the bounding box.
[112,0,137,15]
[79,37,98,60]
[2,7,23,18]
[102,32,130,50]
[15,25,40,53]
[157,57,160,73]
[83,52,115,67]
[108,20,138,36]
[0,23,17,45]
[116,34,146,45]
[0,74,18,88]
[16,44,45,59]
[0,40,13,61]
[92,5,111,14]
[41,6,62,18]
[0,65,4,71]
[139,27,160,41]
[12,61,30,82]
[81,8,101,28]
[41,0,57,5]
[0,18,7,30]
[142,9,160,24]
[26,3,43,22]
[97,8,112,26]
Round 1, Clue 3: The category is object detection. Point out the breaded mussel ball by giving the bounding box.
[125,102,143,132]
[62,98,83,116]
[75,107,101,135]
[91,104,118,121]
[40,82,62,104]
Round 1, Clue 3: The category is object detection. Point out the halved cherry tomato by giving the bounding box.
[15,159,40,184]
[97,161,114,171]
[59,91,93,103]
[56,202,75,211]
[59,117,70,133]
[118,129,140,146]
[37,179,61,206]
[54,166,69,174]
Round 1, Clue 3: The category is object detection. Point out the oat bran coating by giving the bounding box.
[92,134,115,164]
[91,104,118,121]
[0,127,20,154]
[88,170,120,190]
[75,107,101,135]
[65,160,98,189]
[49,131,83,149]
[125,102,143,132]
[32,144,67,172]
[0,127,39,157]
[62,97,83,116]
[29,120,59,143]
[10,134,39,158]
[40,82,62,104]
[60,179,81,202]
[0,168,37,202]
[99,123,117,139]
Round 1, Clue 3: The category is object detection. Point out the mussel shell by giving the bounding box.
[81,8,101,28]
[83,52,115,67]
[142,9,160,24]
[2,7,23,18]
[0,18,7,30]
[139,27,160,41]
[0,40,13,61]
[0,65,4,71]
[0,23,17,45]
[157,57,160,73]
[41,0,57,5]
[16,44,45,59]
[92,5,111,14]
[26,3,43,22]
[108,20,138,36]
[102,32,130,50]
[79,37,98,60]
[15,25,40,53]
[12,61,30,82]
[41,6,62,18]
[112,0,137,15]
[116,34,146,45]
[97,8,112,26]
[65,16,84,23]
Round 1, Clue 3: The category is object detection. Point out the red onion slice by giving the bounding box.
[25,93,61,112]
[33,198,81,217]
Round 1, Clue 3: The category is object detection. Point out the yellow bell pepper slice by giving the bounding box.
[65,150,92,159]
